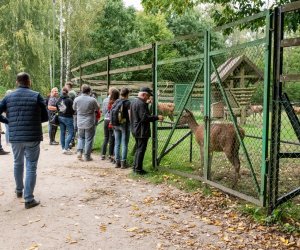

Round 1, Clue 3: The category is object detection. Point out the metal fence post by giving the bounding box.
[260,10,272,207]
[204,30,211,180]
[269,6,283,214]
[152,42,158,168]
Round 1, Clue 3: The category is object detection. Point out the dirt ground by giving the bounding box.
[0,134,299,250]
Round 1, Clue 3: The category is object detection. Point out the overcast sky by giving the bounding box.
[123,0,143,10]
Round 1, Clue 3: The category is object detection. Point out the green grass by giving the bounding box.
[239,201,300,233]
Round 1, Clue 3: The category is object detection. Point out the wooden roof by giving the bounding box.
[211,55,264,84]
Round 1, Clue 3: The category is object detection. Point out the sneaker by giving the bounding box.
[136,169,148,175]
[62,149,73,155]
[15,190,23,198]
[77,151,83,160]
[0,149,9,155]
[101,155,105,160]
[25,199,40,209]
[115,160,121,168]
[50,141,59,145]
[84,156,93,162]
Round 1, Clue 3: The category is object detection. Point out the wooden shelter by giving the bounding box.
[210,55,264,124]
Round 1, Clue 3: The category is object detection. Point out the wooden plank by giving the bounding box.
[157,54,204,66]
[71,66,80,72]
[282,1,300,13]
[109,64,152,75]
[213,10,268,32]
[81,71,107,79]
[109,44,152,59]
[70,77,81,82]
[280,74,300,82]
[156,34,201,45]
[85,80,107,84]
[281,37,300,47]
[228,75,262,79]
[80,56,107,68]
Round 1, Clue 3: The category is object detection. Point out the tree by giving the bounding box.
[142,0,300,32]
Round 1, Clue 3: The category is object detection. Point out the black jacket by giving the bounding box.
[56,95,74,118]
[130,97,158,138]
[0,86,48,142]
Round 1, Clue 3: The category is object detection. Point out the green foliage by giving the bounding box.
[239,202,300,233]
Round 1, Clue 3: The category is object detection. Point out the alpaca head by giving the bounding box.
[178,108,195,125]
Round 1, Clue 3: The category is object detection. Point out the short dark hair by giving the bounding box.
[62,87,69,95]
[65,82,73,87]
[81,84,91,94]
[16,72,30,86]
[120,87,129,97]
[110,88,120,102]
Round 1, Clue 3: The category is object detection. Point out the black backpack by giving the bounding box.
[110,99,126,126]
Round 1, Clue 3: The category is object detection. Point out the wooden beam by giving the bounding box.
[80,57,107,68]
[281,37,300,48]
[81,71,107,79]
[282,1,300,13]
[280,74,300,82]
[109,64,152,75]
[228,75,261,79]
[109,44,152,59]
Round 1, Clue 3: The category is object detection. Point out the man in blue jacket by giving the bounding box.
[0,72,48,209]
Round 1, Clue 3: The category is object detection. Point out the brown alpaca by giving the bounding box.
[178,109,245,187]
[293,106,300,116]
[158,102,175,121]
[250,105,263,118]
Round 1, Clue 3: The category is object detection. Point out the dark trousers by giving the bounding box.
[133,137,149,172]
[101,120,115,156]
[49,124,58,143]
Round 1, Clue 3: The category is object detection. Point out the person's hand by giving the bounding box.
[158,115,164,121]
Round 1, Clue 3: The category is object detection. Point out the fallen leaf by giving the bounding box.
[100,224,107,232]
[126,227,139,232]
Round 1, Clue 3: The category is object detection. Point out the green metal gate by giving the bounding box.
[155,11,273,207]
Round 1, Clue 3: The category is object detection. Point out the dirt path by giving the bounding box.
[0,138,298,249]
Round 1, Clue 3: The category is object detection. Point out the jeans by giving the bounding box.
[48,123,58,143]
[133,137,149,172]
[5,124,9,144]
[58,116,74,150]
[101,120,114,156]
[114,124,130,162]
[11,141,40,202]
[77,126,96,157]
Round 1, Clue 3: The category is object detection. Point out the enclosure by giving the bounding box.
[71,2,300,212]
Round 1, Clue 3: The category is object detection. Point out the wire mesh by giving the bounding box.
[209,43,266,199]
[156,35,204,176]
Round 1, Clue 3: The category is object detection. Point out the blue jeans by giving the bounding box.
[58,116,74,150]
[11,141,40,202]
[114,124,130,161]
[5,124,9,144]
[77,126,96,157]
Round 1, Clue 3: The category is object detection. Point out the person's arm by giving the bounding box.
[38,94,49,122]
[0,114,8,124]
[139,103,162,123]
[47,97,58,111]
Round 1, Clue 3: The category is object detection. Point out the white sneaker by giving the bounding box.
[62,149,73,155]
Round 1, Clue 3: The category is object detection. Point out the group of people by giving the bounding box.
[0,71,163,209]
[47,83,99,161]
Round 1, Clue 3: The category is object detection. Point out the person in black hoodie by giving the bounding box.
[56,87,74,155]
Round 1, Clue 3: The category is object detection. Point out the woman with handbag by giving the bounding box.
[47,87,59,145]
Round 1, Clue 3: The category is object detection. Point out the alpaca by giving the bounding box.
[158,102,175,121]
[178,109,245,187]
